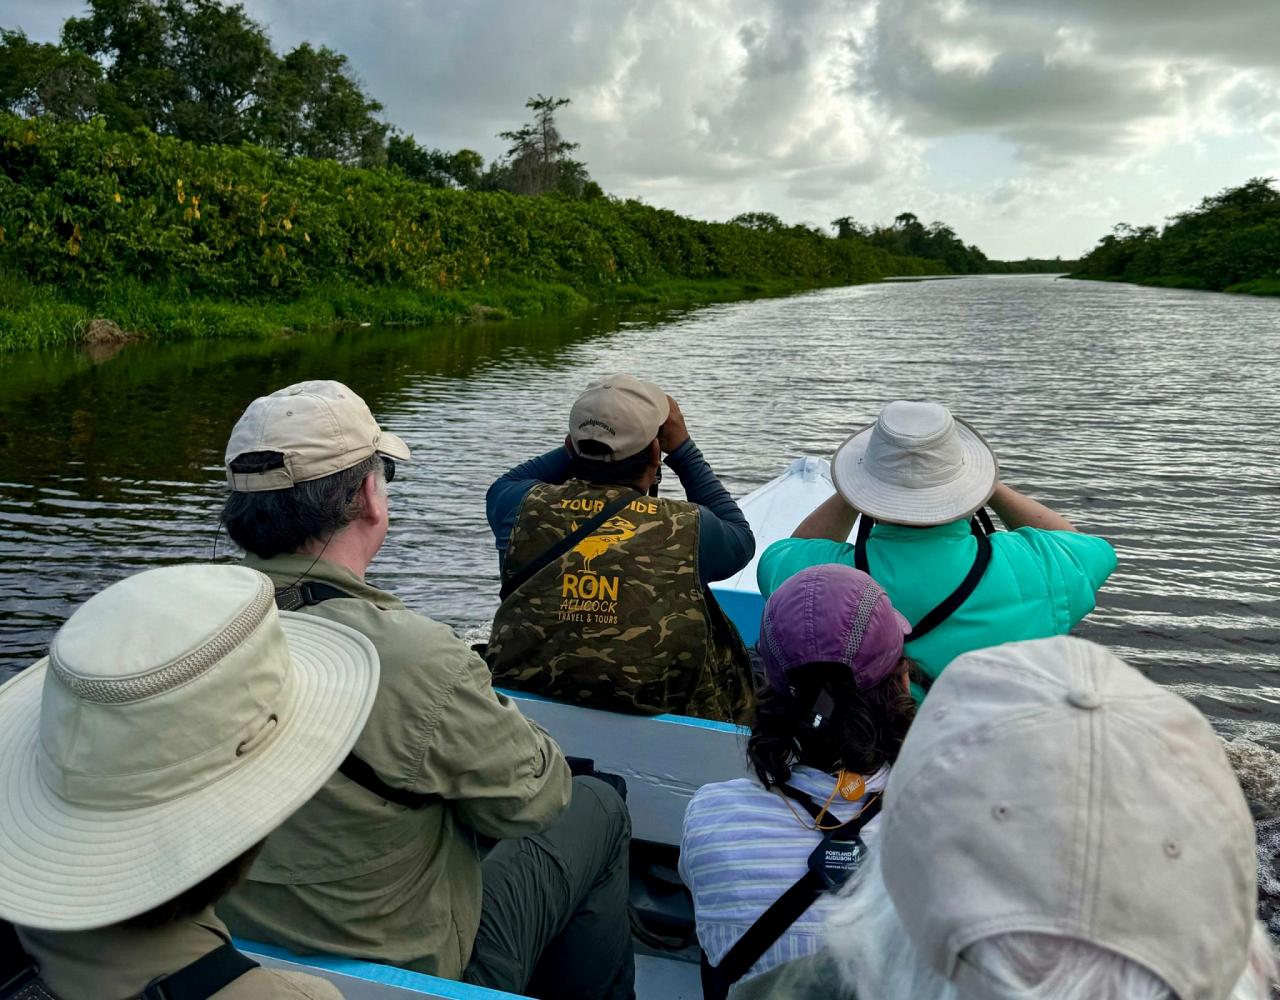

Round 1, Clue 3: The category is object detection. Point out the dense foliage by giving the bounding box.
[1073,178,1280,292]
[0,115,942,304]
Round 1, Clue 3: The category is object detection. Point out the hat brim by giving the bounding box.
[0,614,378,931]
[833,418,999,527]
[376,431,411,462]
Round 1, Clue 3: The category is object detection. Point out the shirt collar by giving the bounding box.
[870,518,971,541]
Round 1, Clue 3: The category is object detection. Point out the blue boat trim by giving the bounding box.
[234,939,520,998]
[498,689,748,735]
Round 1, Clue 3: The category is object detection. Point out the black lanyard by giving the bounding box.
[699,781,881,1000]
[853,512,994,643]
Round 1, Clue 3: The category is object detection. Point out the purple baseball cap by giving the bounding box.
[759,564,911,692]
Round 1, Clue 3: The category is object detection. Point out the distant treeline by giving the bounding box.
[1072,178,1280,295]
[826,212,1072,274]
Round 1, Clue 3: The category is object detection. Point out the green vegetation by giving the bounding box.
[1072,178,1280,294]
[0,115,943,351]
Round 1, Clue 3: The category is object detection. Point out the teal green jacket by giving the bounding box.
[757,521,1117,682]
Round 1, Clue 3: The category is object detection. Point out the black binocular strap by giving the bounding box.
[499,490,642,601]
[700,795,883,1000]
[141,942,259,999]
[272,583,440,810]
[852,512,994,643]
[1,923,258,1000]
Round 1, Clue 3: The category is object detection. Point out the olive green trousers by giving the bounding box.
[463,776,635,1000]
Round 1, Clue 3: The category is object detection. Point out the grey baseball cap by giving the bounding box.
[880,636,1256,999]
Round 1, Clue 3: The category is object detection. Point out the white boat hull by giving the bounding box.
[710,455,840,644]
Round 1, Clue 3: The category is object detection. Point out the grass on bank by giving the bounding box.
[0,272,854,353]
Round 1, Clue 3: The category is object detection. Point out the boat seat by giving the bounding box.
[501,690,750,847]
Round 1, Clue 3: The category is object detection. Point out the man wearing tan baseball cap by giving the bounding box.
[731,636,1279,1000]
[217,380,635,1000]
[485,373,756,721]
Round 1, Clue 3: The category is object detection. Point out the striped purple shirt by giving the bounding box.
[679,764,888,983]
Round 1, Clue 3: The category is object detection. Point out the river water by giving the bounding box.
[1,274,1277,745]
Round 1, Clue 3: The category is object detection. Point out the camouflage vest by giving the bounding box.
[487,480,753,722]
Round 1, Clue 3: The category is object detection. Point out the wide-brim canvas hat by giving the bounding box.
[0,563,379,931]
[832,401,998,527]
[226,379,411,492]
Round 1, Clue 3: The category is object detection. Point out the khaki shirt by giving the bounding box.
[18,908,340,1000]
[219,554,571,979]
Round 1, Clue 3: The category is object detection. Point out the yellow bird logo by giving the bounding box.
[570,516,637,574]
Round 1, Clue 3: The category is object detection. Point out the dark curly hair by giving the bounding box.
[746,660,917,789]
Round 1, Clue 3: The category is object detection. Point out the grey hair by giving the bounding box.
[824,856,1277,1000]
[221,453,384,558]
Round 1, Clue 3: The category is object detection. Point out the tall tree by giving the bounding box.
[497,94,589,196]
[255,42,387,166]
[26,0,388,165]
[830,216,867,240]
[387,134,484,188]
[0,29,101,120]
[729,211,786,233]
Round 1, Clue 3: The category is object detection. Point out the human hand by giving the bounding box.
[658,395,690,453]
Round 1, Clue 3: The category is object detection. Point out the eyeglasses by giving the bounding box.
[344,456,397,505]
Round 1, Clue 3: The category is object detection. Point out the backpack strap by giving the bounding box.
[701,796,883,999]
[0,922,55,1000]
[0,924,257,1000]
[273,579,355,611]
[499,490,642,601]
[140,941,258,1000]
[272,583,441,811]
[851,512,995,643]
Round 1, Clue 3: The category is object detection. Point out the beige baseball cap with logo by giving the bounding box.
[880,636,1257,999]
[225,380,411,492]
[569,373,669,462]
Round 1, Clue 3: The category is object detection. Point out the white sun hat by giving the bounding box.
[0,563,379,931]
[831,401,998,526]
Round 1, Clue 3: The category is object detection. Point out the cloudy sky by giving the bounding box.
[10,0,1280,258]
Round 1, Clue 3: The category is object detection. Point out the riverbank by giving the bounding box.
[0,272,880,352]
[1069,178,1280,294]
[0,115,946,352]
[1064,273,1280,296]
